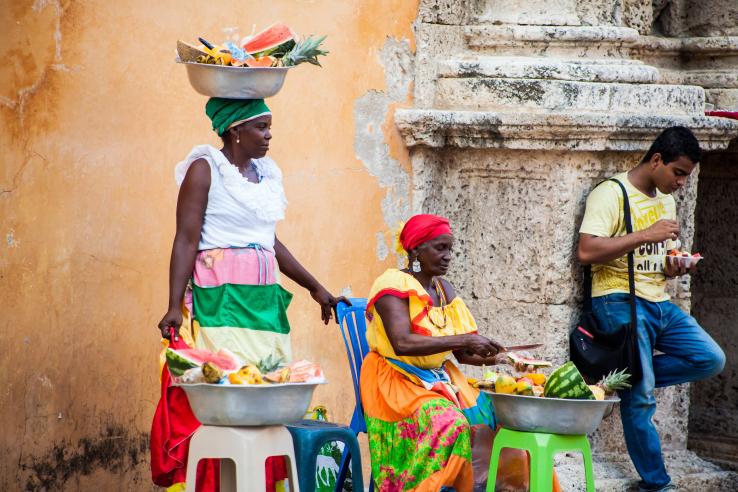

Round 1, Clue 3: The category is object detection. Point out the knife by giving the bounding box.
[502,343,544,352]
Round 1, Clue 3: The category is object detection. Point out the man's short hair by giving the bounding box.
[641,126,702,165]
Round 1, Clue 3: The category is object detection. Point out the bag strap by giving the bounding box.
[582,178,638,328]
[608,178,638,327]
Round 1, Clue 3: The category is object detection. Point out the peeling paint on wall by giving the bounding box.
[354,38,415,261]
[6,230,18,247]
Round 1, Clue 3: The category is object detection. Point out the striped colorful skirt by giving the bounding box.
[173,245,292,492]
[187,245,293,366]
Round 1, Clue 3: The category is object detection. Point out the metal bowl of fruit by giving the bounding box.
[177,61,295,99]
[485,392,619,435]
[481,362,627,435]
[177,381,325,426]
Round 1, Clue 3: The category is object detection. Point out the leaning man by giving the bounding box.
[576,126,725,492]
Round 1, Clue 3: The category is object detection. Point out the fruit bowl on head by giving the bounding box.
[176,60,295,99]
[176,381,325,426]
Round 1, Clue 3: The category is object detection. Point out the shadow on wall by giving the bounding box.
[689,137,738,466]
[18,423,149,491]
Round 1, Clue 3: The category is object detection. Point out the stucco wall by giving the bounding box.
[0,1,418,489]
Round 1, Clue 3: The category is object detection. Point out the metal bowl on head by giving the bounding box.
[486,392,619,435]
[177,60,294,99]
[177,382,324,426]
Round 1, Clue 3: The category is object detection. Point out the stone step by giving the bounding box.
[394,108,738,151]
[554,450,738,491]
[465,25,639,58]
[434,77,704,115]
[437,57,659,84]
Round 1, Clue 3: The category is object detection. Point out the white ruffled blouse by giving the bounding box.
[174,144,287,251]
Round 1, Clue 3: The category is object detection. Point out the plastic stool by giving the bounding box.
[486,428,595,492]
[286,419,364,492]
[185,425,300,492]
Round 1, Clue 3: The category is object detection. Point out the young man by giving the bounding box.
[577,126,725,492]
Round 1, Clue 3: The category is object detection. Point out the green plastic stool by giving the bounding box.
[486,428,595,492]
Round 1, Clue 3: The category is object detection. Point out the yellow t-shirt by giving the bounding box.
[579,172,677,302]
[366,268,478,369]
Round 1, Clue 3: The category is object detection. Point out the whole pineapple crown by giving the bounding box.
[283,35,329,67]
[597,368,632,393]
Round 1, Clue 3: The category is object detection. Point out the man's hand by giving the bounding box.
[664,255,697,277]
[640,219,680,244]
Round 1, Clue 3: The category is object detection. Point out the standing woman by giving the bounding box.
[151,97,346,492]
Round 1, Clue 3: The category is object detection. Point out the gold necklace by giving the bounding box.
[428,278,448,329]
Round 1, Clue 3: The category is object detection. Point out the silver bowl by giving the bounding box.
[177,382,324,426]
[177,60,294,98]
[486,392,619,435]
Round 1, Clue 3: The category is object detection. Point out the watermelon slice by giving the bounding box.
[286,360,325,383]
[506,352,552,368]
[241,23,296,55]
[544,361,595,400]
[165,348,240,377]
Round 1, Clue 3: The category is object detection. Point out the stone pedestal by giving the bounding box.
[398,0,738,488]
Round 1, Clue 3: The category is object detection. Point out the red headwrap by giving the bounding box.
[400,214,453,252]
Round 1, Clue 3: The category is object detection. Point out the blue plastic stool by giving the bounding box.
[282,298,370,492]
[286,419,364,492]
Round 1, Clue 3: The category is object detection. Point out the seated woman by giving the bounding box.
[360,214,561,492]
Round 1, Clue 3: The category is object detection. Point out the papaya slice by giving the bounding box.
[245,56,275,68]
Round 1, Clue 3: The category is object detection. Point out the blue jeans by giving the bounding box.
[591,293,725,489]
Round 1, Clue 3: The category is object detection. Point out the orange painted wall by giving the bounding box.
[0,0,417,488]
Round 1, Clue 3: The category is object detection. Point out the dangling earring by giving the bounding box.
[236,135,240,143]
[412,259,421,273]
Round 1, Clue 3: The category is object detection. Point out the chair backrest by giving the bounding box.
[335,298,370,434]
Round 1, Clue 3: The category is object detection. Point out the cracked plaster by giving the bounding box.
[354,37,415,262]
[0,0,73,125]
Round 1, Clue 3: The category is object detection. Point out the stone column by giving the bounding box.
[397,0,738,488]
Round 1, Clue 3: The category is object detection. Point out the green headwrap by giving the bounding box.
[205,98,272,136]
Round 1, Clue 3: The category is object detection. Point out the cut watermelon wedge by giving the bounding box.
[166,347,241,376]
[242,23,296,55]
[506,352,552,368]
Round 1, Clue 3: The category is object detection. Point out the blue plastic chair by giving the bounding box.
[284,298,368,492]
[334,298,374,492]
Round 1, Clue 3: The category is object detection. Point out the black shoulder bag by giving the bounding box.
[570,179,643,385]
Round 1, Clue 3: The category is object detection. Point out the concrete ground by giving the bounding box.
[554,450,738,491]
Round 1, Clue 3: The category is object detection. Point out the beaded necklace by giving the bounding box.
[428,277,449,329]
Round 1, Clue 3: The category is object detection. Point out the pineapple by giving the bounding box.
[588,368,631,400]
[281,35,329,66]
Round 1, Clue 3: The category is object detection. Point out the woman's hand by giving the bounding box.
[464,334,505,358]
[158,308,182,341]
[492,351,536,372]
[310,287,351,324]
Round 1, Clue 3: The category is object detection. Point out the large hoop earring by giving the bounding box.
[412,259,421,273]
